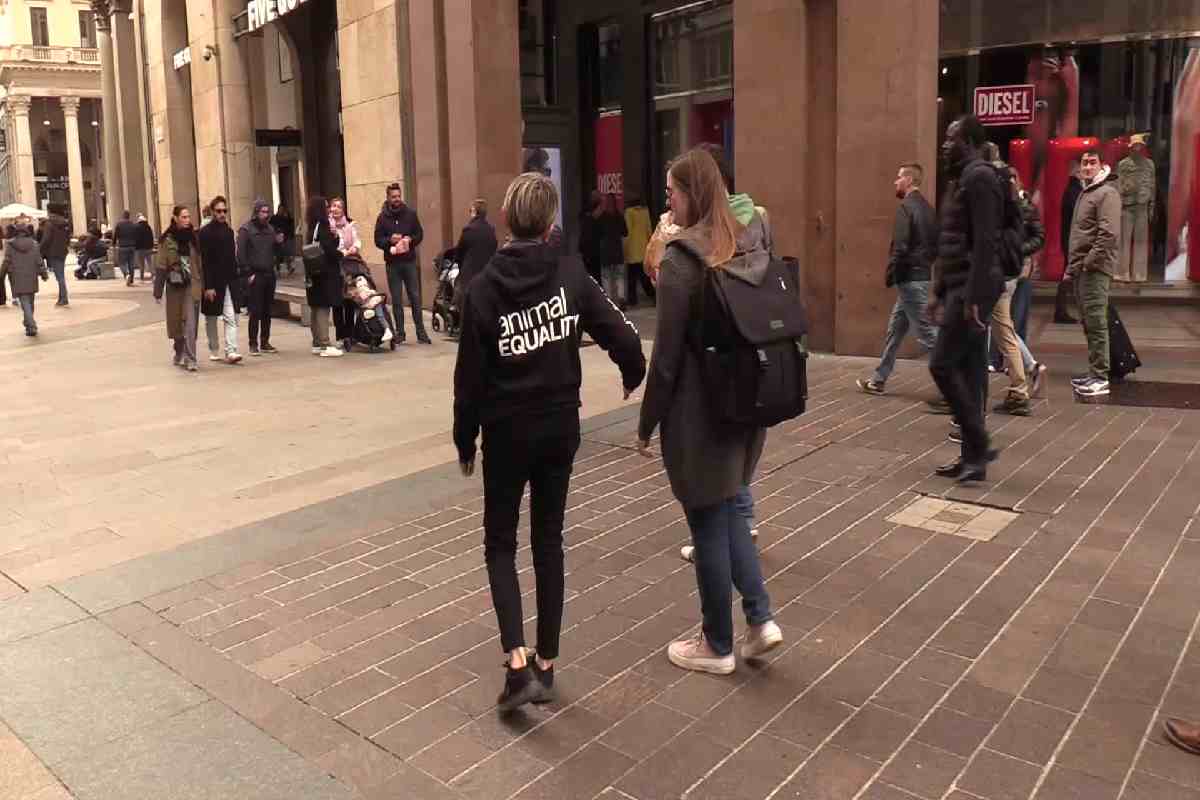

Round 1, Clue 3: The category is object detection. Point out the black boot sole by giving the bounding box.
[497,680,547,713]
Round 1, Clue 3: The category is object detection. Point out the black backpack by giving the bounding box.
[992,164,1026,279]
[683,245,809,429]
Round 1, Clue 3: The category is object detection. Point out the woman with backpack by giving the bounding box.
[637,147,782,676]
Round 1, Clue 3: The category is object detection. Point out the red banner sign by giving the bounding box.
[974,84,1036,126]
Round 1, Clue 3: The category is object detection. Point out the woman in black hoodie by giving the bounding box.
[453,172,646,712]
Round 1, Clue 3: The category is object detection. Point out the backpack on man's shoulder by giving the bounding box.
[991,163,1026,279]
[674,242,808,429]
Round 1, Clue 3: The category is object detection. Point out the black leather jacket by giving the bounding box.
[886,190,937,287]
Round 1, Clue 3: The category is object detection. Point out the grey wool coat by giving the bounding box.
[637,231,766,510]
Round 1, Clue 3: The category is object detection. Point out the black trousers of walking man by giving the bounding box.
[929,290,992,464]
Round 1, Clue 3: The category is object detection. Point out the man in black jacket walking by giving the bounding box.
[451,199,498,317]
[38,205,71,306]
[858,163,938,394]
[453,172,645,712]
[374,183,430,343]
[197,196,243,364]
[114,210,139,286]
[238,200,279,355]
[927,116,1005,482]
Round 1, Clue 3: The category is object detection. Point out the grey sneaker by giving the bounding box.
[857,378,885,396]
[668,633,735,675]
[1075,378,1110,397]
[740,621,783,660]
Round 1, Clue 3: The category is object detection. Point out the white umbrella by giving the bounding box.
[0,203,47,220]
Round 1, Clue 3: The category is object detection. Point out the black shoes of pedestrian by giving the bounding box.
[530,659,555,705]
[417,333,433,345]
[927,398,953,415]
[936,460,966,478]
[994,397,1031,416]
[497,664,546,713]
[936,449,999,481]
[1053,313,1078,325]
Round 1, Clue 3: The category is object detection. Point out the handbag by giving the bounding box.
[167,255,191,286]
[302,225,325,279]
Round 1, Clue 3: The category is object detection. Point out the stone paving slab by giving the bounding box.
[7,352,1200,798]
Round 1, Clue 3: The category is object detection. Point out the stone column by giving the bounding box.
[60,97,88,233]
[108,0,148,217]
[7,96,37,206]
[93,1,123,225]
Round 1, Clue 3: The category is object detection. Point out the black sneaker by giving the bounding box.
[497,665,545,713]
[927,398,953,415]
[260,344,278,354]
[530,659,555,705]
[994,396,1031,416]
[948,427,963,444]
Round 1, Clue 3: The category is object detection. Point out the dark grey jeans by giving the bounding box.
[386,261,427,339]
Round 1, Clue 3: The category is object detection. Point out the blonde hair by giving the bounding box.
[668,148,741,266]
[503,172,558,238]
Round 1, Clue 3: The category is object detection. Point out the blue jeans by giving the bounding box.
[735,485,754,526]
[17,295,35,332]
[685,496,773,656]
[1011,277,1033,342]
[117,247,135,279]
[47,257,66,304]
[873,281,937,384]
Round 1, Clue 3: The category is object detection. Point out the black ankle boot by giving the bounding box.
[530,659,555,704]
[497,664,544,713]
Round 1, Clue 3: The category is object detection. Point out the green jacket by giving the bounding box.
[1117,155,1155,209]
[1067,168,1121,278]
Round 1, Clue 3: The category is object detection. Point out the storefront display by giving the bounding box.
[941,36,1200,285]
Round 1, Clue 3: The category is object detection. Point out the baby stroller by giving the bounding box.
[430,250,460,336]
[73,235,108,279]
[340,260,398,353]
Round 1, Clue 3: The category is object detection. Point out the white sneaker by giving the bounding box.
[680,545,695,563]
[312,347,323,355]
[750,528,759,541]
[740,621,784,660]
[668,634,735,675]
[319,347,344,358]
[382,328,394,343]
[226,353,243,364]
[209,355,222,362]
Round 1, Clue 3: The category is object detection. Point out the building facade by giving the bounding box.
[115,0,1200,355]
[0,0,105,232]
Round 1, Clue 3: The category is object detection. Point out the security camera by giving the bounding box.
[202,45,217,61]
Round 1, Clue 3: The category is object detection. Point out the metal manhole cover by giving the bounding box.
[887,496,1018,542]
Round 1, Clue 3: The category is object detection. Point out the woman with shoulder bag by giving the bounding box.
[153,205,203,371]
[304,195,345,357]
[637,148,782,676]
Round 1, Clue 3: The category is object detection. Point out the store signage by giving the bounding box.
[246,0,308,33]
[255,128,302,148]
[974,84,1036,126]
[173,47,190,70]
[595,113,624,203]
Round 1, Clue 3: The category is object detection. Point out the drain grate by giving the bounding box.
[887,496,1018,542]
[1076,380,1200,410]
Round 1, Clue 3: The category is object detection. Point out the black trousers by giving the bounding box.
[626,262,655,305]
[929,291,992,463]
[386,261,427,338]
[246,272,276,348]
[482,416,580,660]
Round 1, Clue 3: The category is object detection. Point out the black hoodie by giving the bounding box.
[453,243,646,463]
[373,201,424,266]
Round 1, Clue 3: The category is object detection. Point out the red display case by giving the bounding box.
[1042,136,1100,281]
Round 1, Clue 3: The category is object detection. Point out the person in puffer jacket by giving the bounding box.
[453,172,645,713]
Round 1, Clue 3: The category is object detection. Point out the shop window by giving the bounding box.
[520,0,558,107]
[30,8,50,47]
[941,36,1200,284]
[597,22,623,111]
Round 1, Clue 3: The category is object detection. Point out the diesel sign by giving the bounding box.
[974,85,1036,126]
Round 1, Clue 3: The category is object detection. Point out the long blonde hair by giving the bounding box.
[668,148,741,266]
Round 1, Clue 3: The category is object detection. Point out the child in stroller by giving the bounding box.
[341,259,397,352]
[430,250,460,336]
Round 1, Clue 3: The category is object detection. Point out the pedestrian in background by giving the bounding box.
[374,182,430,344]
[623,195,654,307]
[3,223,48,337]
[638,147,782,676]
[197,196,244,365]
[578,190,604,284]
[154,205,202,371]
[453,172,645,712]
[1067,149,1121,398]
[114,210,139,287]
[596,193,628,309]
[858,163,938,396]
[306,195,345,358]
[1055,163,1083,324]
[38,203,71,306]
[238,199,280,356]
[270,203,296,276]
[135,213,155,281]
[450,198,498,316]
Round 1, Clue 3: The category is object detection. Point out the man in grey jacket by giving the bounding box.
[1067,150,1121,398]
[859,163,938,395]
[237,200,280,355]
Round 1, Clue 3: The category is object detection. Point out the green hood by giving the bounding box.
[728,193,757,226]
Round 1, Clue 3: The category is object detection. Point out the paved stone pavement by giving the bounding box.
[5,269,1200,798]
[6,337,1200,798]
